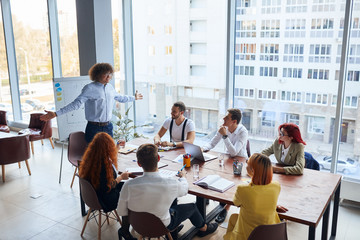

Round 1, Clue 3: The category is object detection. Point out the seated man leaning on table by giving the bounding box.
[117,144,218,239]
[202,108,248,157]
[153,101,195,148]
[202,108,248,224]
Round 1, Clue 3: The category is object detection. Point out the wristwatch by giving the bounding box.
[173,142,177,147]
[222,135,228,139]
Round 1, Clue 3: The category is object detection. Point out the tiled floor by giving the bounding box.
[1,138,360,240]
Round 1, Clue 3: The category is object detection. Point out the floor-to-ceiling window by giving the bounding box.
[0,4,12,121]
[233,0,360,180]
[10,0,54,122]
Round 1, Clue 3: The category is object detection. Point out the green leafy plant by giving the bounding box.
[112,105,148,142]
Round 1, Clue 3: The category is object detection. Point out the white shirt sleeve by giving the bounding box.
[177,178,189,197]
[162,118,171,130]
[185,119,195,133]
[224,128,248,157]
[202,131,222,151]
[117,181,129,216]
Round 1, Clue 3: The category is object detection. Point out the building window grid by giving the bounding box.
[164,25,172,35]
[336,44,360,64]
[282,113,300,125]
[165,46,172,55]
[283,68,302,79]
[261,0,281,14]
[332,95,358,108]
[258,90,277,100]
[235,66,255,76]
[260,66,278,77]
[312,0,336,12]
[280,91,302,103]
[305,92,328,105]
[339,18,360,38]
[284,44,304,62]
[308,69,329,80]
[235,43,256,60]
[261,111,276,127]
[260,44,279,61]
[261,19,280,38]
[285,19,306,38]
[335,70,360,81]
[286,0,307,13]
[147,26,155,35]
[236,20,256,38]
[308,116,325,134]
[234,88,255,98]
[236,0,255,15]
[309,44,331,63]
[310,18,334,38]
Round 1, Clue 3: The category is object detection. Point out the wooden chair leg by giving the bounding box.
[70,167,77,188]
[41,139,44,145]
[25,160,31,175]
[18,162,21,168]
[138,235,143,240]
[2,165,5,182]
[49,138,55,149]
[114,210,122,225]
[106,212,110,225]
[98,211,102,240]
[81,208,92,236]
[166,232,173,240]
[30,141,34,155]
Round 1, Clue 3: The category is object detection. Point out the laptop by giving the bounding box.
[183,142,217,162]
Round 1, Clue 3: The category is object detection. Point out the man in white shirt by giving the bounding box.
[154,101,195,148]
[203,108,248,157]
[117,144,218,239]
[202,108,248,223]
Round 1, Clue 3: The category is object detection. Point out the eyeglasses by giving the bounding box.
[279,131,288,137]
[106,73,113,78]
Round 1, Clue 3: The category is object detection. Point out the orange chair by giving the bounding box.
[0,110,10,133]
[0,134,31,182]
[68,131,87,188]
[20,113,54,154]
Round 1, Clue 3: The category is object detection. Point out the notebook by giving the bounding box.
[193,174,235,193]
[118,144,138,154]
[183,142,217,162]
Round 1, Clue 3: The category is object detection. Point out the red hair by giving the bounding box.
[79,132,118,191]
[248,153,273,185]
[278,123,306,145]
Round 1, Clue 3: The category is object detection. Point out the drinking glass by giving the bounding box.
[117,138,126,149]
[218,154,225,167]
[193,164,200,180]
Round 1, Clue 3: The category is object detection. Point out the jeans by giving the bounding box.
[167,203,205,231]
[85,122,113,143]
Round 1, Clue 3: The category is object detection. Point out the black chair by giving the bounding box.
[68,131,87,188]
[304,152,320,171]
[248,221,288,240]
[246,140,251,158]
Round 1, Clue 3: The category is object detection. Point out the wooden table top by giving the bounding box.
[118,138,341,227]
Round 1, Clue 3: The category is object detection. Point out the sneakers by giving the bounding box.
[118,227,137,240]
[215,208,228,223]
[197,223,218,237]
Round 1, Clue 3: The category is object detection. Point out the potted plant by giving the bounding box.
[112,105,148,143]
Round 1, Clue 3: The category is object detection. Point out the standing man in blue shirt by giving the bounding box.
[40,63,143,143]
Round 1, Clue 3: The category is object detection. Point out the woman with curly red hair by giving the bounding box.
[79,132,130,212]
[262,123,306,175]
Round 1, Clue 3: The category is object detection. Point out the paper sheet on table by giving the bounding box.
[172,154,184,163]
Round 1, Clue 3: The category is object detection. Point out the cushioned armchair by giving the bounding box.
[0,110,10,133]
[0,134,31,182]
[21,113,54,154]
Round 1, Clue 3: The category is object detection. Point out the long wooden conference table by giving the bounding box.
[80,138,342,240]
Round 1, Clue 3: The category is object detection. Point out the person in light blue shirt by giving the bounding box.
[40,63,143,142]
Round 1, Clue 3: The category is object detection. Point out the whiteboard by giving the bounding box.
[53,76,91,141]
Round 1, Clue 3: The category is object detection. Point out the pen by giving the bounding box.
[178,164,186,174]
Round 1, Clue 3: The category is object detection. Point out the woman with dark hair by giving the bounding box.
[262,122,306,175]
[79,132,130,212]
[224,153,287,240]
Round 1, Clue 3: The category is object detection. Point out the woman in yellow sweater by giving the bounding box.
[223,153,287,240]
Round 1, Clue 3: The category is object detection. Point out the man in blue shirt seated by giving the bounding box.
[40,63,143,143]
[117,144,218,240]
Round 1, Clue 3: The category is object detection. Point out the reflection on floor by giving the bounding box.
[0,138,360,240]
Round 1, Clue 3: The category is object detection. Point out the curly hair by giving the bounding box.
[79,132,118,191]
[88,63,114,82]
